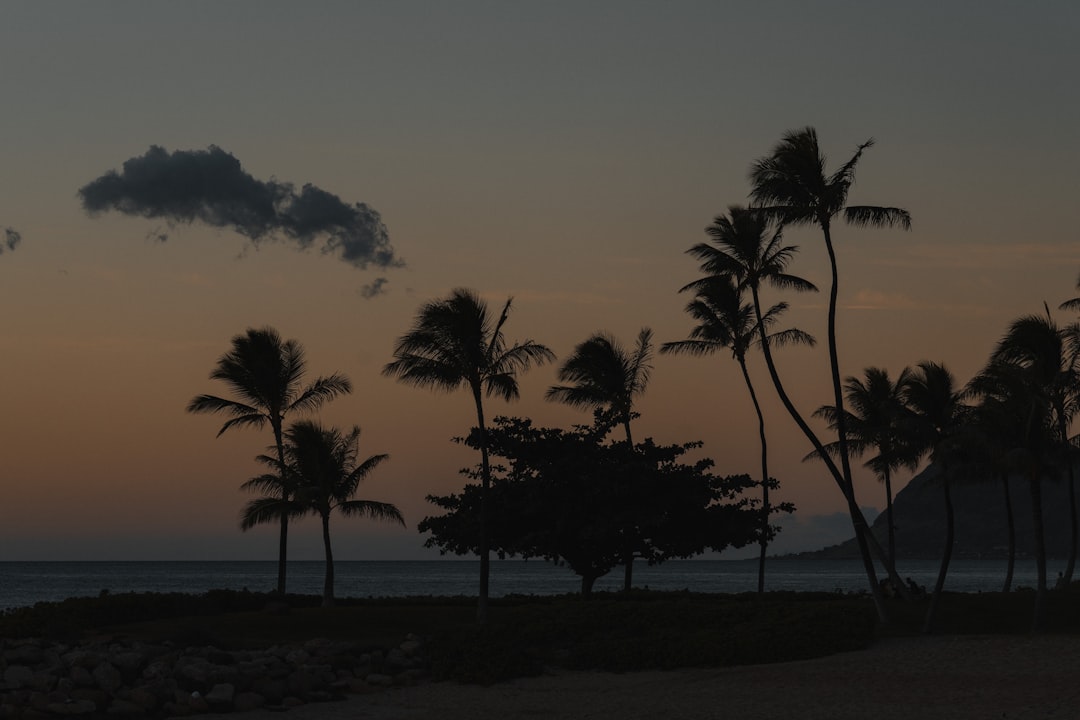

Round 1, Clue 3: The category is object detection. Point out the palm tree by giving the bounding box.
[1060,272,1080,313]
[813,367,919,566]
[903,361,971,633]
[546,328,653,591]
[750,127,910,596]
[187,327,352,594]
[662,275,814,592]
[683,205,900,619]
[986,311,1080,630]
[383,288,554,623]
[241,420,404,607]
[547,328,653,447]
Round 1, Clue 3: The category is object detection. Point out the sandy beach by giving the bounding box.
[243,635,1080,720]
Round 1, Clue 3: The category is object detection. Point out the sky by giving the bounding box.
[1,1,1078,561]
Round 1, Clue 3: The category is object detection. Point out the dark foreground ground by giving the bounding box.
[245,634,1080,720]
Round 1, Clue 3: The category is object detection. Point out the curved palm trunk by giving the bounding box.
[737,358,770,594]
[1002,472,1015,593]
[819,222,912,605]
[883,468,896,567]
[321,511,335,608]
[622,418,635,592]
[923,473,954,634]
[272,420,289,596]
[473,386,492,626]
[1030,469,1048,632]
[749,287,889,621]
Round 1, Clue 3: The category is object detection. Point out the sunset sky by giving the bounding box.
[1,1,1078,561]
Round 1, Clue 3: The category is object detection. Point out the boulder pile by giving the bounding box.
[0,634,427,717]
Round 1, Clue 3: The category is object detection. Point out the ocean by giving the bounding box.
[0,557,1054,611]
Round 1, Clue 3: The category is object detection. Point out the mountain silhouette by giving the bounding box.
[805,465,1077,560]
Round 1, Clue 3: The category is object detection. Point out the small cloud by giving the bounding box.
[2,227,21,254]
[79,145,403,273]
[359,277,389,299]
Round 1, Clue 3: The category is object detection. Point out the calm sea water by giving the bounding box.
[0,558,1053,611]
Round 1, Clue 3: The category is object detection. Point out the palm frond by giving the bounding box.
[336,500,405,526]
[288,373,353,414]
[844,206,912,230]
[239,496,305,531]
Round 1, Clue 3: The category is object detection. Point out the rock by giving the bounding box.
[233,691,265,712]
[365,673,394,687]
[45,698,98,715]
[3,666,34,689]
[205,682,235,709]
[282,696,305,708]
[92,663,123,693]
[106,698,145,715]
[69,666,94,688]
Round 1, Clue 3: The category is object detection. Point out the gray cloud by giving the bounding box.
[78,145,402,271]
[359,277,389,299]
[2,228,21,254]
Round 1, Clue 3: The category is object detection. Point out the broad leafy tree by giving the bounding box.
[241,420,403,606]
[420,415,760,595]
[187,327,352,594]
[383,289,554,623]
[662,275,812,592]
[546,328,654,590]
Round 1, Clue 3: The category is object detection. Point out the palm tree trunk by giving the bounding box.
[473,386,491,626]
[621,418,635,592]
[749,286,889,621]
[738,359,770,594]
[1002,472,1015,593]
[820,222,864,547]
[923,473,954,634]
[1064,463,1077,587]
[884,468,895,568]
[581,572,596,597]
[272,421,289,596]
[321,511,335,608]
[1030,469,1048,632]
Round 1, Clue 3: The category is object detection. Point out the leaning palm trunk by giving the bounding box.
[321,512,335,608]
[1002,472,1016,593]
[923,472,954,634]
[748,289,889,621]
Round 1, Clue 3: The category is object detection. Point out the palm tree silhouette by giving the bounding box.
[750,128,909,594]
[187,327,352,594]
[241,420,404,607]
[383,288,554,623]
[986,310,1080,630]
[965,381,1028,593]
[662,275,813,592]
[546,328,653,447]
[812,367,919,566]
[681,205,903,618]
[903,361,968,633]
[546,328,654,591]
